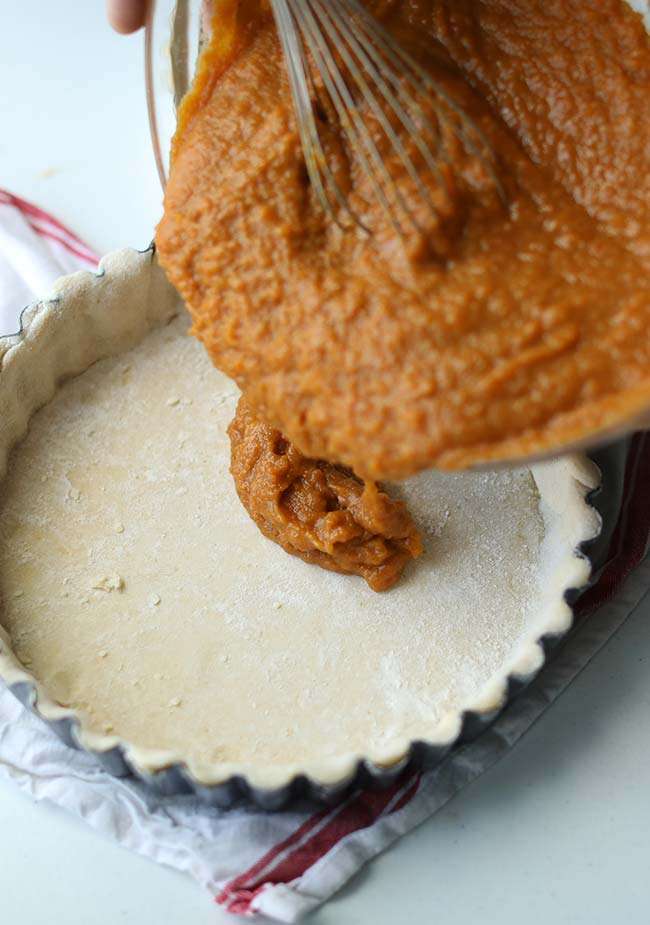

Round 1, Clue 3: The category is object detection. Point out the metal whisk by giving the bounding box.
[270,0,503,235]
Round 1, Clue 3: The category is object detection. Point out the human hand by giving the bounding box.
[106,0,148,34]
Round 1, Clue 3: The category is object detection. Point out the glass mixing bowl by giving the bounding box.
[145,0,212,189]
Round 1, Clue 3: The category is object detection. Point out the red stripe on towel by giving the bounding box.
[0,188,98,264]
[219,772,421,916]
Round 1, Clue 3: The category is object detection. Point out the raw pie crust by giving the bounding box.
[0,251,601,789]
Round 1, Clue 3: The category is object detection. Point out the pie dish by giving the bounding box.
[0,248,603,807]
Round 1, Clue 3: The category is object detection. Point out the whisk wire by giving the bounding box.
[309,0,435,234]
[317,0,445,222]
[293,1,405,234]
[300,0,418,234]
[344,0,506,202]
[328,0,447,183]
[269,0,504,233]
[272,0,359,229]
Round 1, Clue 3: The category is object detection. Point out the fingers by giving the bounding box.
[107,0,149,34]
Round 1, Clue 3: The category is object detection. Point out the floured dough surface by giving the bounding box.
[0,316,544,765]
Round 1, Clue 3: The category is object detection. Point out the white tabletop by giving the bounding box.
[1,4,650,923]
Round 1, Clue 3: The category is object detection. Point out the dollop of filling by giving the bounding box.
[228,399,422,591]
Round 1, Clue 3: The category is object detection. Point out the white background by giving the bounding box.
[1,3,650,923]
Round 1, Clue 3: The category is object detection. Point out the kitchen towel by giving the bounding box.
[0,189,649,922]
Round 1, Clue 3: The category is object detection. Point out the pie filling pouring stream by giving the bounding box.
[154,0,650,590]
